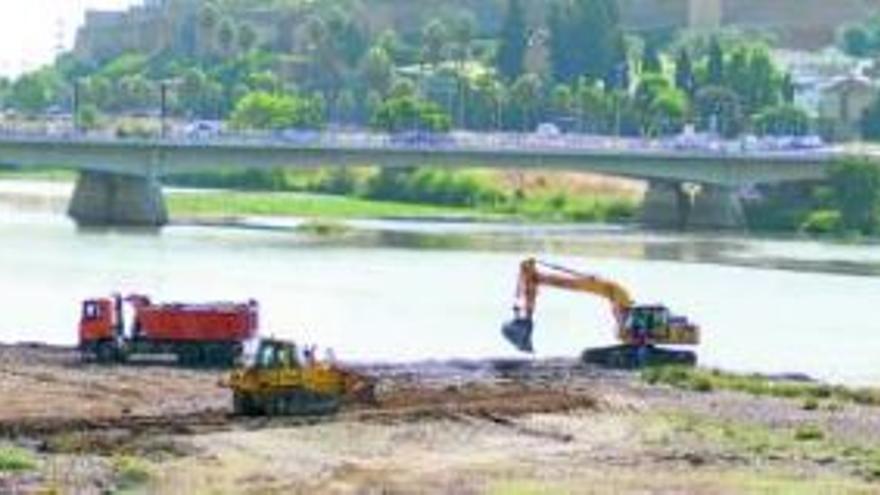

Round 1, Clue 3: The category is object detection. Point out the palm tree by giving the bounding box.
[421,20,449,69]
[199,3,220,55]
[217,18,236,56]
[361,46,394,97]
[449,15,475,128]
[238,24,257,54]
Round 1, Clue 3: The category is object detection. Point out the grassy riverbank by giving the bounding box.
[642,366,880,408]
[166,189,637,222]
[0,166,640,223]
[167,191,480,220]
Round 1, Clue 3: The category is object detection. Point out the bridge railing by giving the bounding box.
[0,126,838,159]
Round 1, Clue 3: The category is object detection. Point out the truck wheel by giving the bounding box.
[233,393,248,415]
[96,343,116,364]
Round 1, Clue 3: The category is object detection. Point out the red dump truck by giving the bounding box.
[79,294,259,366]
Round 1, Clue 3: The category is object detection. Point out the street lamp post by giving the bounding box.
[160,80,170,139]
[72,80,81,135]
[159,79,182,139]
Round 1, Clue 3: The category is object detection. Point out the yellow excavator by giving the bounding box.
[227,338,375,416]
[502,258,700,368]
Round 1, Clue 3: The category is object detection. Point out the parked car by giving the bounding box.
[277,128,321,144]
[535,122,562,138]
[185,120,223,139]
[390,131,455,147]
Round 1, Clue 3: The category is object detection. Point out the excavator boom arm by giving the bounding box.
[515,259,634,323]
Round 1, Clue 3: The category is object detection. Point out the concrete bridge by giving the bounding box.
[0,132,849,230]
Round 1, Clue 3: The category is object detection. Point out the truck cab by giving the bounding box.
[80,298,118,343]
[79,297,123,361]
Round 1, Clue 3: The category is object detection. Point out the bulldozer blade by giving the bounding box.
[502,318,535,353]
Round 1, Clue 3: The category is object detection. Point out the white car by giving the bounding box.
[185,120,223,139]
[535,123,562,138]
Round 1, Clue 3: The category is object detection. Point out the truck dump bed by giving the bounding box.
[136,301,258,343]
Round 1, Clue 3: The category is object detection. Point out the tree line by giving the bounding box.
[0,0,814,139]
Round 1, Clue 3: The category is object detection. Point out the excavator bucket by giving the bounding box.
[502,318,535,353]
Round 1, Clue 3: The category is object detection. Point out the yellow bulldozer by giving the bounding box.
[227,338,375,416]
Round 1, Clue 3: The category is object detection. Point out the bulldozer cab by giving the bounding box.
[251,339,300,370]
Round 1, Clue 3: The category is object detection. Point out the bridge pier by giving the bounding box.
[689,184,746,230]
[640,181,691,229]
[641,181,745,230]
[68,171,168,227]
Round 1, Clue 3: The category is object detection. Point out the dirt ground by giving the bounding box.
[1,345,879,494]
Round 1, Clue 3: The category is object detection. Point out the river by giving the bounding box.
[0,180,878,385]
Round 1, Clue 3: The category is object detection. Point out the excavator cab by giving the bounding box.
[621,305,699,346]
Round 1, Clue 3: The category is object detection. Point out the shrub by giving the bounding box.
[0,446,36,472]
[802,398,819,411]
[799,210,842,235]
[690,376,715,393]
[114,455,152,488]
[794,424,825,441]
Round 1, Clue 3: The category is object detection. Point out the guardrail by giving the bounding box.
[0,127,839,160]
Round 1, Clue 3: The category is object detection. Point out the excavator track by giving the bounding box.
[581,345,697,369]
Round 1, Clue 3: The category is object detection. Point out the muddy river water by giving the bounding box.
[0,180,878,385]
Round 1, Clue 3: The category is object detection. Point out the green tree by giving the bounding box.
[199,2,220,54]
[707,36,724,86]
[389,79,416,99]
[725,46,750,101]
[641,42,662,74]
[361,46,394,97]
[548,0,625,84]
[859,93,880,140]
[781,73,795,104]
[674,49,695,96]
[217,18,236,55]
[508,73,543,130]
[238,23,258,53]
[496,0,528,82]
[199,3,219,32]
[302,14,345,93]
[829,158,880,234]
[246,71,282,94]
[370,95,452,132]
[335,89,357,123]
[635,73,671,109]
[466,74,505,130]
[842,26,873,57]
[753,104,810,136]
[9,69,60,114]
[230,91,324,130]
[575,82,613,133]
[422,19,449,68]
[116,74,153,110]
[81,76,112,112]
[742,46,781,113]
[694,85,744,138]
[550,84,574,118]
[77,104,101,131]
[644,88,687,136]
